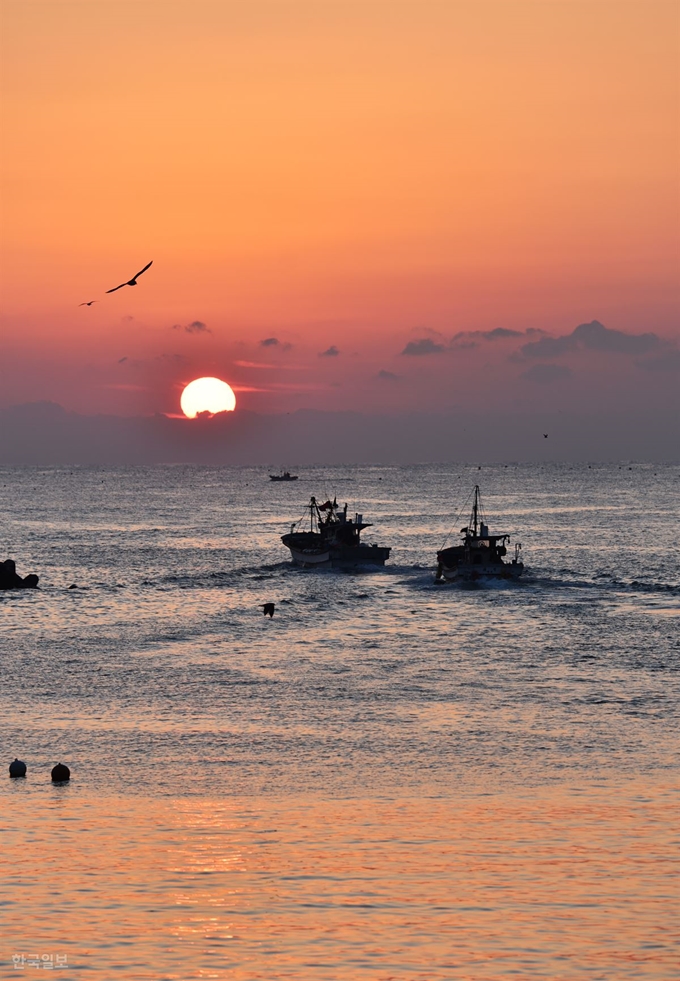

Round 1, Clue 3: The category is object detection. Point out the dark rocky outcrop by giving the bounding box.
[0,559,39,590]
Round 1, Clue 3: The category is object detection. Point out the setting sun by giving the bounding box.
[180,377,236,418]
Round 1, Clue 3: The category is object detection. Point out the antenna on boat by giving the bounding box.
[439,485,475,550]
[472,485,480,537]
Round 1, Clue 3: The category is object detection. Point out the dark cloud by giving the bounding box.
[483,327,524,340]
[520,320,661,359]
[637,350,680,373]
[516,334,574,359]
[260,336,292,351]
[377,369,399,381]
[450,340,479,351]
[451,327,542,348]
[2,402,677,465]
[573,321,660,354]
[453,327,523,342]
[172,320,211,335]
[319,345,340,357]
[521,363,572,384]
[401,338,445,356]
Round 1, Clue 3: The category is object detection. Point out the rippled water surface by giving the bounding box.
[1,464,678,979]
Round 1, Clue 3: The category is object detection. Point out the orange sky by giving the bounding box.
[1,1,678,417]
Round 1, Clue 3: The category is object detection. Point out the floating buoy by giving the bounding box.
[51,763,70,783]
[9,758,27,778]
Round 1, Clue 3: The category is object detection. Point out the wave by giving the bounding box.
[524,572,680,596]
[106,557,680,599]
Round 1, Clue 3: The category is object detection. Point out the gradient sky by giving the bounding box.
[1,1,678,420]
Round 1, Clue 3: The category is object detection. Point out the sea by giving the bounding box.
[1,463,678,980]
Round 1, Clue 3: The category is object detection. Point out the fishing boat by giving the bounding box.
[269,471,298,482]
[435,485,523,582]
[281,496,391,568]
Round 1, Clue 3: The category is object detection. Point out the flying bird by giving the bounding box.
[79,300,97,306]
[106,261,153,294]
[262,603,275,618]
[543,433,548,438]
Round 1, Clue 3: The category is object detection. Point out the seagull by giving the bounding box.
[543,433,548,438]
[106,260,153,294]
[79,300,97,306]
[262,603,275,618]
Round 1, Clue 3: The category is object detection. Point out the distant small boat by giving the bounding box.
[435,485,523,582]
[269,471,298,481]
[282,496,391,568]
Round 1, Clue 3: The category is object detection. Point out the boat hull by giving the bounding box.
[282,534,390,568]
[286,546,331,566]
[437,560,524,582]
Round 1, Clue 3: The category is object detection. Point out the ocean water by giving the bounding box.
[1,463,678,980]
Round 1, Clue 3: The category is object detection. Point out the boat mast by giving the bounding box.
[472,485,480,537]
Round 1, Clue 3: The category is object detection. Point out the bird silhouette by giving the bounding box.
[106,261,153,293]
[79,300,97,306]
[543,433,548,438]
[262,603,275,618]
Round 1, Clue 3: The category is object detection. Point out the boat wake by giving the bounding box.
[525,572,680,596]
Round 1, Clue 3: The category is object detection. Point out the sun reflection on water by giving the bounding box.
[1,782,677,979]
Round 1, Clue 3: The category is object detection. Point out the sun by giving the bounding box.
[180,377,236,418]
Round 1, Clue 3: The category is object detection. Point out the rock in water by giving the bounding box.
[0,559,20,589]
[9,758,27,778]
[51,763,70,783]
[0,558,39,589]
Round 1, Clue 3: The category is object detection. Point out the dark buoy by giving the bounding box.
[262,603,275,618]
[9,758,27,778]
[51,763,70,783]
